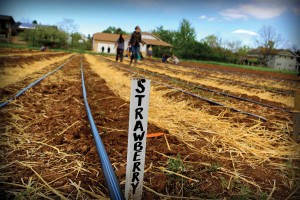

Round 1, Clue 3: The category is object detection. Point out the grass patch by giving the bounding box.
[167,154,185,173]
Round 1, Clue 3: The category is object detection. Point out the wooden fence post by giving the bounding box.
[293,90,300,140]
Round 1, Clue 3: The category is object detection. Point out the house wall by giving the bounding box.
[93,33,165,55]
[124,38,147,54]
[0,20,12,43]
[267,55,297,70]
[10,36,27,45]
[93,40,116,54]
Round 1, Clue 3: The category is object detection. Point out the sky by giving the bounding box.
[1,0,300,48]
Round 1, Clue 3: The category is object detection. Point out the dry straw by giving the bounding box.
[148,61,294,92]
[0,54,73,88]
[127,59,294,107]
[85,54,300,192]
[0,57,109,199]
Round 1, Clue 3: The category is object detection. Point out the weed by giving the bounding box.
[167,154,185,173]
[207,162,220,172]
[220,176,227,189]
[232,185,253,200]
[258,191,268,200]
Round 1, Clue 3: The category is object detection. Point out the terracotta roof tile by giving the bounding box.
[93,32,130,42]
[93,32,172,47]
[142,39,172,47]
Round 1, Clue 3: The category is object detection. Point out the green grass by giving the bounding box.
[0,43,40,50]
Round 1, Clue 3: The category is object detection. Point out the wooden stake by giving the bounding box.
[293,90,300,140]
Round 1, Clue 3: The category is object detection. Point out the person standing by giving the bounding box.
[129,26,145,65]
[147,46,153,58]
[115,34,124,62]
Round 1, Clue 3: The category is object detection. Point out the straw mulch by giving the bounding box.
[0,56,110,199]
[126,59,294,107]
[0,54,73,88]
[147,60,296,92]
[86,54,300,198]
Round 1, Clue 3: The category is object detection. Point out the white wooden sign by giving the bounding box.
[125,79,150,200]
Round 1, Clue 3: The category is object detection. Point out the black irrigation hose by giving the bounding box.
[160,83,267,121]
[109,59,267,121]
[143,61,292,113]
[183,80,292,113]
[154,59,299,83]
[146,61,296,96]
[0,56,74,109]
[80,57,125,200]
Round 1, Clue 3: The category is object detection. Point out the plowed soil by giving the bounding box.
[0,48,299,199]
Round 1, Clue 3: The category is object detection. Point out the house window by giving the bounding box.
[277,63,281,66]
[291,57,294,60]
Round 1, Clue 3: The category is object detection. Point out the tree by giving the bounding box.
[153,26,176,44]
[32,20,38,24]
[57,18,78,34]
[227,40,242,53]
[190,41,213,60]
[175,19,196,59]
[70,32,83,48]
[237,45,251,57]
[202,35,219,48]
[102,26,127,34]
[255,25,283,65]
[152,26,176,57]
[19,25,68,48]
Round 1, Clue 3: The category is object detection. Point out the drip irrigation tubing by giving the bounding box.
[151,59,299,83]
[113,57,291,114]
[108,59,267,121]
[172,77,292,113]
[0,55,74,109]
[80,57,125,200]
[145,61,295,96]
[142,61,293,112]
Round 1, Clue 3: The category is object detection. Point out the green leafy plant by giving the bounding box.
[167,154,185,173]
[207,162,220,172]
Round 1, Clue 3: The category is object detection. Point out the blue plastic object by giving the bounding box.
[80,58,125,200]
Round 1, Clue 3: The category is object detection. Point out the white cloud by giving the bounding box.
[220,9,248,20]
[199,15,219,22]
[241,4,287,19]
[207,17,217,22]
[232,29,258,36]
[220,2,287,20]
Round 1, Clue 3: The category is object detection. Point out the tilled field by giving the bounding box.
[0,48,300,199]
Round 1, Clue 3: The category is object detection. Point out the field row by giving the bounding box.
[0,50,299,199]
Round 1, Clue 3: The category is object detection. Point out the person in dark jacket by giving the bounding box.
[115,34,124,62]
[129,26,145,65]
